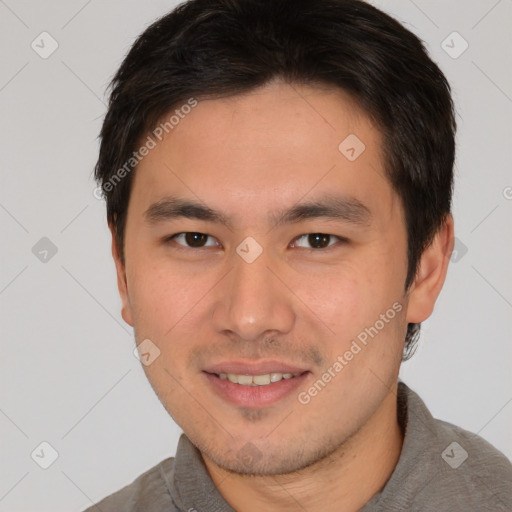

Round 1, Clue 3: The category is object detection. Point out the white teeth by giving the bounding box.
[253,374,271,385]
[237,374,253,385]
[270,372,282,382]
[218,372,302,386]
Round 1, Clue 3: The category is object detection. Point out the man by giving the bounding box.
[85,0,512,510]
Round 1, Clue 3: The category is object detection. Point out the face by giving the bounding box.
[114,81,422,476]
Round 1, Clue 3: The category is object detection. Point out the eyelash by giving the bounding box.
[164,232,348,252]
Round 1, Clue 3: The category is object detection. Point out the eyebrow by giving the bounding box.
[144,194,372,230]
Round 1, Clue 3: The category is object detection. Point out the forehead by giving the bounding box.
[131,81,399,229]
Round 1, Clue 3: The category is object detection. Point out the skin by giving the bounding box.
[111,80,454,511]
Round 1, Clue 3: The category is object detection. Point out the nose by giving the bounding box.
[211,249,296,342]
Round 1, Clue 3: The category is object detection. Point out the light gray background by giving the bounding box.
[0,1,511,511]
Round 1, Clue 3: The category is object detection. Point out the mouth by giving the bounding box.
[202,362,310,408]
[211,371,305,386]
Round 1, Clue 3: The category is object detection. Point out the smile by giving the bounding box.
[217,372,303,386]
[204,370,310,408]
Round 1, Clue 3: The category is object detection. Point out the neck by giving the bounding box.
[203,384,403,512]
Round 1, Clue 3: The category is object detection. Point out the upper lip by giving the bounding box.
[203,360,310,376]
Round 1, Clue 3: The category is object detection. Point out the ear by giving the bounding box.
[109,223,134,327]
[406,214,455,323]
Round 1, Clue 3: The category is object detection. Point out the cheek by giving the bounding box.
[300,254,406,353]
[291,264,368,343]
[127,260,200,339]
[128,263,204,399]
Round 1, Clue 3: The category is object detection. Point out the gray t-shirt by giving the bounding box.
[83,383,512,511]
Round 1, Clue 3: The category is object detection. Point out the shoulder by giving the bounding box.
[395,384,512,511]
[433,417,512,500]
[81,457,179,512]
[365,384,512,511]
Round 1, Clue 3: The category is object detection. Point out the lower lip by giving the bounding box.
[203,372,309,408]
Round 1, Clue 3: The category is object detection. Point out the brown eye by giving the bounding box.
[170,232,218,248]
[308,233,331,249]
[292,233,345,250]
[185,232,208,247]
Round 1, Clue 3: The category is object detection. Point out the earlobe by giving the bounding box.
[109,223,134,327]
[406,214,455,324]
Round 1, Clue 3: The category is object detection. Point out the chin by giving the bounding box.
[197,430,347,477]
